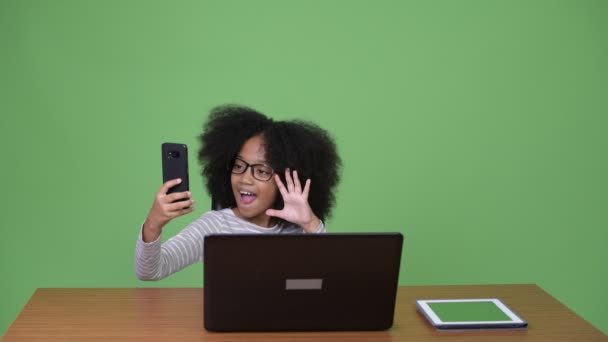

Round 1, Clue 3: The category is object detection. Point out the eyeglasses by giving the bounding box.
[230,157,275,181]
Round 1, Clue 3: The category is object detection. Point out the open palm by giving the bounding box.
[265,169,319,232]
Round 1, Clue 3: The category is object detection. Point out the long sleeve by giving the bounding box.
[134,209,327,281]
[135,213,218,281]
[306,221,326,234]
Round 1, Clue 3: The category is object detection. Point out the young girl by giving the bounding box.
[135,105,341,280]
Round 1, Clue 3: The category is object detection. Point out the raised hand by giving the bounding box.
[143,178,195,242]
[265,169,321,233]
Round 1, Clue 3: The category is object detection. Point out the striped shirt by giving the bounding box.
[135,208,326,280]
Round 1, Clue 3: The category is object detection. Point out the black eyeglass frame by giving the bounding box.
[230,157,275,182]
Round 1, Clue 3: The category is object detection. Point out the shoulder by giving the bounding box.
[185,209,235,233]
[194,208,233,221]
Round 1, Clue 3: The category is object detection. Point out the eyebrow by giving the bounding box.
[236,155,269,165]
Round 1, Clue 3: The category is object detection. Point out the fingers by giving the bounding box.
[284,168,295,193]
[302,179,311,199]
[157,186,194,215]
[164,204,195,220]
[274,174,288,198]
[164,191,194,213]
[148,181,194,231]
[159,178,183,195]
[165,191,191,203]
[275,169,310,198]
[293,170,302,193]
[167,199,195,213]
[279,169,306,194]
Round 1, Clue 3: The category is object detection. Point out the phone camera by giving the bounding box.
[168,151,180,159]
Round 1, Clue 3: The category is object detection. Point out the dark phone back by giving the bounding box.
[161,143,189,194]
[204,233,403,332]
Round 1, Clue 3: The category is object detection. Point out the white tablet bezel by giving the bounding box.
[416,298,527,328]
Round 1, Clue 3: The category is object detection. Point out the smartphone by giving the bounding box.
[161,143,189,197]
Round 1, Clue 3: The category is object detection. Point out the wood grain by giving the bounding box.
[3,284,606,341]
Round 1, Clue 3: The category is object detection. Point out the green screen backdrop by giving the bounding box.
[1,0,606,336]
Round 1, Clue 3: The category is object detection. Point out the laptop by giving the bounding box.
[203,233,403,332]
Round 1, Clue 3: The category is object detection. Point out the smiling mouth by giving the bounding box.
[239,191,257,205]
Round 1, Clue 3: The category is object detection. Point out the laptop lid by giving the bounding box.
[203,233,403,332]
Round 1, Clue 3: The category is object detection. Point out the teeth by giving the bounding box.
[240,191,254,196]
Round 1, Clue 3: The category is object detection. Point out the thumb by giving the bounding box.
[265,209,282,218]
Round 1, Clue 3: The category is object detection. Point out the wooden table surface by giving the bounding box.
[3,284,606,341]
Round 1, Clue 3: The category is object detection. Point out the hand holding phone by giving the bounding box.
[142,143,194,242]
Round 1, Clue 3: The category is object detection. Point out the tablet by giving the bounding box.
[416,298,528,330]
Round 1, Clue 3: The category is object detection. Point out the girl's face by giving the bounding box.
[231,135,278,227]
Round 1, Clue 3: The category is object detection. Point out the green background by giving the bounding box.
[1,0,606,336]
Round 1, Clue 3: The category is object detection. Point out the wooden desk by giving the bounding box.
[3,284,606,341]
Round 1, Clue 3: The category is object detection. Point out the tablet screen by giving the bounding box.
[416,298,527,329]
[428,301,511,322]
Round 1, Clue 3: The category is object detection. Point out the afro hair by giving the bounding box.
[197,105,341,222]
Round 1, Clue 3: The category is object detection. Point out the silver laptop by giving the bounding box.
[203,233,403,332]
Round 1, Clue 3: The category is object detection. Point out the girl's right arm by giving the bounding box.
[135,179,197,281]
